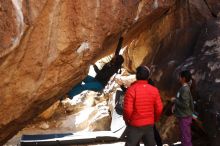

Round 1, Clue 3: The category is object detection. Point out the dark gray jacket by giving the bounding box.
[174,84,194,117]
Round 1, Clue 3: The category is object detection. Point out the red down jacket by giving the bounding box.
[123,80,163,127]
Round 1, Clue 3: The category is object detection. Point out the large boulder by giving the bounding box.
[1,0,220,145]
[175,18,220,146]
[0,0,175,144]
[121,0,220,145]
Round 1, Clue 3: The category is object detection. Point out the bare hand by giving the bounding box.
[115,78,123,86]
[171,97,176,102]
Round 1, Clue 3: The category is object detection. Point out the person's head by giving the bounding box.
[136,65,150,80]
[112,55,124,67]
[179,70,191,84]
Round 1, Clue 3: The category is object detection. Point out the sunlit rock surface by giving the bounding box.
[120,0,220,145]
[5,70,209,146]
[5,78,122,145]
[0,0,220,145]
[0,0,175,144]
[39,100,60,120]
[61,91,111,131]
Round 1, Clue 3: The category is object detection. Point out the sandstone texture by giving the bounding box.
[0,0,220,145]
[121,0,220,145]
[0,0,174,144]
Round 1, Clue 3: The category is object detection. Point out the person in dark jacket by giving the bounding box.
[171,70,194,146]
[67,55,124,98]
[67,37,124,99]
[123,66,163,146]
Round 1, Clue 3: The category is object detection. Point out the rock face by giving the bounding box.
[176,18,220,146]
[0,0,175,144]
[122,0,220,145]
[0,0,220,145]
[205,0,220,17]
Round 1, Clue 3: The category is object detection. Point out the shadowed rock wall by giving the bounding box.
[0,0,174,144]
[0,0,220,145]
[122,0,220,144]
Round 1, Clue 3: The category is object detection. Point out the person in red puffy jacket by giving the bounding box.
[123,65,163,146]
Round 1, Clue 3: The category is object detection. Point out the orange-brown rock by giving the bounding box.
[39,100,60,120]
[1,0,220,145]
[0,0,175,144]
[120,0,219,145]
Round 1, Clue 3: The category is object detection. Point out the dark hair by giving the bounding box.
[110,55,124,69]
[136,66,150,80]
[179,70,191,82]
[114,55,124,67]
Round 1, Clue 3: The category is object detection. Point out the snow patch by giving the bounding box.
[77,42,90,53]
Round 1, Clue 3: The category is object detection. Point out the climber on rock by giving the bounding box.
[67,37,124,99]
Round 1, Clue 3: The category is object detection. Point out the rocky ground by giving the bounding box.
[5,71,209,146]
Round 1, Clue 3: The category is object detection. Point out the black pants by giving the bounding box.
[123,125,163,146]
[153,125,163,146]
[125,125,156,146]
[136,125,162,146]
